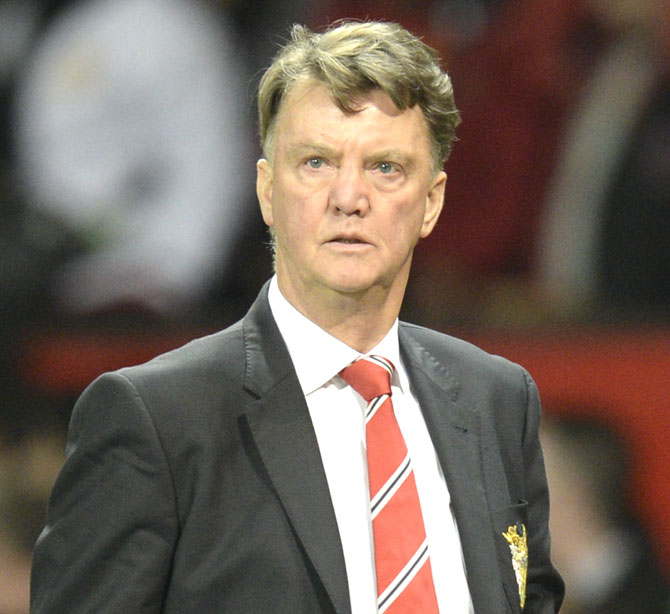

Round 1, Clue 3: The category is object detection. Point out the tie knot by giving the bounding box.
[339,356,394,401]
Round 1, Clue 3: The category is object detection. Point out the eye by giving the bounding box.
[306,157,325,169]
[369,159,406,189]
[378,161,396,174]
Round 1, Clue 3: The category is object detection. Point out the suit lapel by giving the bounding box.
[236,287,515,614]
[240,285,351,614]
[399,328,510,613]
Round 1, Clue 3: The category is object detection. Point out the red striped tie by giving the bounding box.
[340,356,439,613]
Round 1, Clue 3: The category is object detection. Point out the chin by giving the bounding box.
[323,271,390,296]
[319,272,373,294]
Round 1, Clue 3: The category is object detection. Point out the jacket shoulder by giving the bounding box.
[399,321,527,384]
[117,319,245,386]
[73,320,249,434]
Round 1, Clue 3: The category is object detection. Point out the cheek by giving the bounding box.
[272,187,314,240]
[392,196,428,235]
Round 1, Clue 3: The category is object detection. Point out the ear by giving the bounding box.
[420,170,446,238]
[256,158,274,226]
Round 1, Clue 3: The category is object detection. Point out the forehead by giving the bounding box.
[273,79,432,154]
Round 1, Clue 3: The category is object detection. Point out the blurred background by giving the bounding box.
[1,0,668,611]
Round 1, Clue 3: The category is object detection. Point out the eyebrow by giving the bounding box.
[286,142,338,159]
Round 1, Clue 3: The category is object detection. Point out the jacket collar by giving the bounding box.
[241,282,352,614]
[239,284,513,614]
[399,324,513,613]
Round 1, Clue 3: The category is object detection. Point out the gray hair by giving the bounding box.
[257,21,460,172]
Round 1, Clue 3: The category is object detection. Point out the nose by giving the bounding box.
[328,164,370,216]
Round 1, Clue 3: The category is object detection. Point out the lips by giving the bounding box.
[327,233,369,245]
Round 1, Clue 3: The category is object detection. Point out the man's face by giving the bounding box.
[257,80,445,311]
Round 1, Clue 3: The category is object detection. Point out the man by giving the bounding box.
[31,21,564,613]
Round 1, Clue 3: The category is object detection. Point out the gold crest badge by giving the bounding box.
[502,522,528,609]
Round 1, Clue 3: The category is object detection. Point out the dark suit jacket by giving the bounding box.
[31,283,564,613]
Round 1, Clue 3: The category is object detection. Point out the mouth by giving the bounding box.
[331,238,365,244]
[327,233,370,245]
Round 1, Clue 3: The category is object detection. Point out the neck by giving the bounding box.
[276,277,406,353]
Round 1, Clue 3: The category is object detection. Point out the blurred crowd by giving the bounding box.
[542,413,669,614]
[1,0,668,611]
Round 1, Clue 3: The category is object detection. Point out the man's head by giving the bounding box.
[258,21,460,174]
[255,21,460,337]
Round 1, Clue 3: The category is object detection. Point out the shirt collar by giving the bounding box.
[268,276,402,396]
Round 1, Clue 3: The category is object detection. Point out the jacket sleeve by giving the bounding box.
[521,368,565,613]
[31,371,178,613]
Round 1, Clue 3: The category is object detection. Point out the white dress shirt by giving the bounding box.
[268,277,473,614]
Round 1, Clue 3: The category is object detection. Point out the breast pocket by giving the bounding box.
[493,500,529,613]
